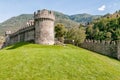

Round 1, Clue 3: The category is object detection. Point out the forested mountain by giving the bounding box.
[70,13,100,23]
[0,14,33,36]
[0,11,101,36]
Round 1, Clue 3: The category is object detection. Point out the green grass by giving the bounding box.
[0,42,120,80]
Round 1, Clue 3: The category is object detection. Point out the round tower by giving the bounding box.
[34,9,55,45]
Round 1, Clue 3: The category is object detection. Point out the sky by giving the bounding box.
[0,0,120,22]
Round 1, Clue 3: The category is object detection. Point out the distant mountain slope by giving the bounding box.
[0,11,101,36]
[0,14,33,35]
[70,13,101,23]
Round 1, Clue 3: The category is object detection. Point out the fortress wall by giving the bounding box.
[3,9,55,48]
[8,25,35,46]
[24,30,35,42]
[117,41,120,59]
[65,39,119,59]
[80,40,118,59]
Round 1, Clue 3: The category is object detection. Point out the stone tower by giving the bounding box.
[34,9,55,45]
[5,31,12,46]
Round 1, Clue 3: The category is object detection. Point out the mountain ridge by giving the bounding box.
[0,11,101,36]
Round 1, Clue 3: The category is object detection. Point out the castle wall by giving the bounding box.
[3,9,55,47]
[65,39,120,60]
[80,40,119,59]
[117,41,120,59]
[7,25,35,46]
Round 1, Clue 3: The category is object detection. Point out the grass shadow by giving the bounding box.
[6,42,31,50]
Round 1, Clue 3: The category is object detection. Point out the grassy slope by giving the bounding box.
[0,42,120,80]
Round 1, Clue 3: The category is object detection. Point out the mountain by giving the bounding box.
[70,13,101,23]
[0,14,33,36]
[0,11,101,36]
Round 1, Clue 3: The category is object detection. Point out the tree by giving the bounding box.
[93,28,99,40]
[113,29,120,40]
[86,14,120,41]
[86,25,94,39]
[66,27,86,46]
[55,23,66,43]
[105,32,112,40]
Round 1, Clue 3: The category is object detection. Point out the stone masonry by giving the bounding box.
[4,9,55,47]
[3,9,120,60]
[34,9,55,45]
[65,39,120,60]
[80,40,120,60]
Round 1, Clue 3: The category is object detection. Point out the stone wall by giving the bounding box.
[80,40,120,59]
[65,39,120,60]
[4,24,35,46]
[3,9,55,47]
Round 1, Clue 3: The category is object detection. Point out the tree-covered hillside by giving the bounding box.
[86,11,120,41]
[0,11,101,36]
[0,14,33,36]
[70,13,100,23]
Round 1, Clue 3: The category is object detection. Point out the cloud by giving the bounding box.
[98,5,106,11]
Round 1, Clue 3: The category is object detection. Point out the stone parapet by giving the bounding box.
[3,9,55,47]
[34,9,55,21]
[80,39,119,60]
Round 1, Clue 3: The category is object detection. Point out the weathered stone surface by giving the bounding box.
[117,41,120,60]
[4,9,55,47]
[80,39,119,59]
[35,9,55,45]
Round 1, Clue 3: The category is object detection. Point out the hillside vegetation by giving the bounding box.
[0,42,120,80]
[86,10,120,41]
[0,11,100,35]
[70,13,100,23]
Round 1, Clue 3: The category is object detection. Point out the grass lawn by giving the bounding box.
[0,42,120,80]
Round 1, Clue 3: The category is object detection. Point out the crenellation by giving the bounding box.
[105,41,110,45]
[101,40,105,44]
[4,9,55,47]
[80,39,120,60]
[34,9,55,21]
[27,20,34,26]
[97,40,101,43]
[93,40,97,43]
[111,41,116,45]
[87,39,91,42]
[91,40,94,43]
[34,9,55,45]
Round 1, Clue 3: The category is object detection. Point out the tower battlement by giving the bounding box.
[3,9,55,47]
[5,31,12,36]
[34,9,55,45]
[34,9,55,21]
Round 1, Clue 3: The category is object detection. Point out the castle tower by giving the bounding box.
[34,9,55,45]
[5,31,12,46]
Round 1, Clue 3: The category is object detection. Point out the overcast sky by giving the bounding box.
[0,0,120,22]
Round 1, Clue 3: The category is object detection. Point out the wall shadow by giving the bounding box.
[6,42,31,50]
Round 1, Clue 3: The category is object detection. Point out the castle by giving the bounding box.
[4,9,55,46]
[2,9,120,60]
